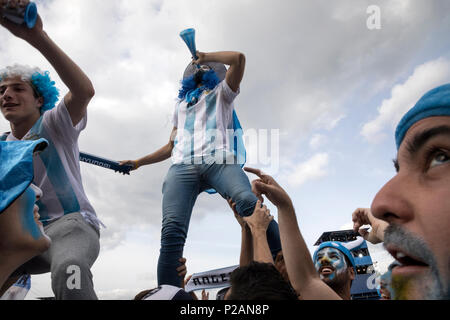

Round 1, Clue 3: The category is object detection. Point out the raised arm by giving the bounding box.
[243,200,274,264]
[193,51,245,93]
[228,198,253,267]
[0,3,95,126]
[119,127,176,170]
[244,167,342,300]
[352,207,388,244]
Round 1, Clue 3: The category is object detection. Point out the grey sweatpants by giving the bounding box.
[13,212,100,300]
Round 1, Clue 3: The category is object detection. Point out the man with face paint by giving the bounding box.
[120,49,282,287]
[312,242,357,300]
[0,139,51,289]
[0,0,100,300]
[244,167,354,299]
[358,84,450,300]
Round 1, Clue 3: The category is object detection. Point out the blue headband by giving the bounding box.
[313,241,356,271]
[0,139,48,213]
[395,83,450,150]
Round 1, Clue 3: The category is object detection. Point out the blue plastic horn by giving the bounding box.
[179,28,198,60]
[1,1,38,29]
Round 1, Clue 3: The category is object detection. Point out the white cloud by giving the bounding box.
[309,133,326,149]
[287,153,329,187]
[1,0,449,299]
[361,57,450,143]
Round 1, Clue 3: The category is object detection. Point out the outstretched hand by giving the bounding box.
[352,208,388,244]
[0,1,43,42]
[118,160,139,171]
[244,167,292,210]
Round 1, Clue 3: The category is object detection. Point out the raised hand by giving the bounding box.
[244,167,293,210]
[243,200,273,233]
[118,160,139,171]
[0,1,43,43]
[352,207,388,244]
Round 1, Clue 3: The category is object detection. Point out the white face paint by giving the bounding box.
[314,247,348,281]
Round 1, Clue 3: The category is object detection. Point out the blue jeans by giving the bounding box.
[157,162,282,286]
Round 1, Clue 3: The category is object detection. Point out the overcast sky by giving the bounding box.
[1,0,450,299]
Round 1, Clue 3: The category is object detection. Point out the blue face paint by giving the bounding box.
[18,187,42,240]
[314,247,348,281]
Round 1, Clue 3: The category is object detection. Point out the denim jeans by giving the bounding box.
[157,162,282,286]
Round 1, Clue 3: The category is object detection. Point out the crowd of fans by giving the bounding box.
[1,0,449,301]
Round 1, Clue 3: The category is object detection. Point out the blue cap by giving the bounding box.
[313,241,356,271]
[395,83,450,150]
[0,139,48,213]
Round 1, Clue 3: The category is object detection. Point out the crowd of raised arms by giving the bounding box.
[0,0,449,301]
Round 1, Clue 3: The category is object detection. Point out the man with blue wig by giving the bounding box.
[121,47,282,287]
[359,83,450,300]
[0,0,99,299]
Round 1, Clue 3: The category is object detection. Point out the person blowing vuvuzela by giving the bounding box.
[120,29,282,287]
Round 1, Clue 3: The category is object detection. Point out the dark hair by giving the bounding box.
[227,261,298,300]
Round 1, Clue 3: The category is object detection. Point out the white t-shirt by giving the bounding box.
[5,100,102,230]
[171,80,240,164]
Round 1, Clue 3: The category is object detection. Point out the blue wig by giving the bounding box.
[30,71,60,113]
[178,69,220,100]
[0,64,60,114]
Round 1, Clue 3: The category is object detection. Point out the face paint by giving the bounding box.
[17,185,43,240]
[315,247,348,281]
[384,224,447,299]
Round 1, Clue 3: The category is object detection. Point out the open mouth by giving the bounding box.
[320,266,335,275]
[386,246,429,275]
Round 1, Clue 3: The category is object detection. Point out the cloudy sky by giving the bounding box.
[1,0,450,299]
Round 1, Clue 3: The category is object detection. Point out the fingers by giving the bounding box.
[266,207,274,222]
[253,180,277,197]
[352,208,371,232]
[119,160,138,170]
[245,167,273,183]
[244,166,261,176]
[227,197,237,211]
[201,289,209,300]
[244,200,273,229]
[358,228,369,240]
[192,51,204,64]
[244,167,268,180]
[19,0,29,8]
[177,257,187,277]
[250,179,264,203]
